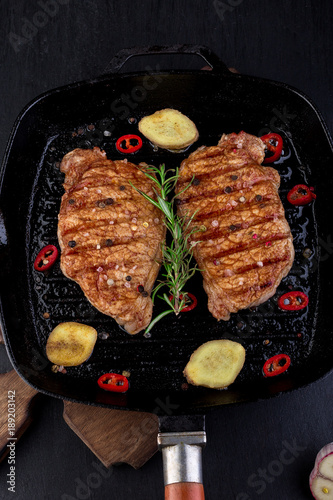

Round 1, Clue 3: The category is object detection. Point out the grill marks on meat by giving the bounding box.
[176,131,294,321]
[58,148,165,334]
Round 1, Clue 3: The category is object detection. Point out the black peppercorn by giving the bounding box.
[142,291,149,297]
[193,177,200,186]
[224,186,232,194]
[126,276,132,281]
[256,195,263,202]
[105,198,114,205]
[68,240,76,248]
[68,199,75,205]
[105,239,113,247]
[119,185,126,191]
[231,175,238,181]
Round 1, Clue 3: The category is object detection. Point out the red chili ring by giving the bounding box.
[168,293,197,312]
[116,134,142,154]
[278,291,309,311]
[261,133,283,164]
[263,354,291,377]
[33,245,59,272]
[287,184,316,206]
[97,373,129,393]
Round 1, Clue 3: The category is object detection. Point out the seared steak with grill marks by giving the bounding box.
[176,131,294,320]
[58,147,165,334]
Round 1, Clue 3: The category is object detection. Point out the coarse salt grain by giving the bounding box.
[92,208,96,212]
[257,261,263,267]
[154,218,160,224]
[124,282,131,288]
[103,274,108,280]
[84,186,88,191]
[131,218,137,223]
[239,196,246,203]
[96,244,101,249]
[83,233,89,236]
[115,264,119,270]
[107,279,114,286]
[132,265,137,270]
[123,158,128,163]
[211,220,219,227]
[97,189,102,194]
[109,220,114,224]
[131,225,137,231]
[231,200,237,207]
[97,266,103,272]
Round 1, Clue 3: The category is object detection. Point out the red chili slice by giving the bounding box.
[278,291,309,311]
[261,133,283,164]
[33,245,59,272]
[116,134,142,154]
[287,184,316,206]
[263,354,291,377]
[168,293,197,312]
[97,373,129,393]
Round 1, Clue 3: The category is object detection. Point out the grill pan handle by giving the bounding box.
[104,44,229,74]
[158,430,206,500]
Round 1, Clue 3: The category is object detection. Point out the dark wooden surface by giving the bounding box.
[0,1,332,499]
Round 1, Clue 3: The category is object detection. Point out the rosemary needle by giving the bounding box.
[130,164,200,333]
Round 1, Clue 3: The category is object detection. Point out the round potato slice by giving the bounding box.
[184,339,245,389]
[138,108,199,150]
[46,322,97,367]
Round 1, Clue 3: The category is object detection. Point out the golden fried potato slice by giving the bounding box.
[46,322,97,366]
[184,339,245,389]
[138,108,199,150]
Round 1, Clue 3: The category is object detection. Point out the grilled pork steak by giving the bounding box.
[176,131,294,320]
[58,147,165,334]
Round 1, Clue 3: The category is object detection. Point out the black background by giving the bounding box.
[0,1,332,499]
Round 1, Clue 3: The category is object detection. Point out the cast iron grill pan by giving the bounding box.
[0,47,332,414]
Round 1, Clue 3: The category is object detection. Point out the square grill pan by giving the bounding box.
[0,46,332,414]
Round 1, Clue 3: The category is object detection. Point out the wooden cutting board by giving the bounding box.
[0,329,158,468]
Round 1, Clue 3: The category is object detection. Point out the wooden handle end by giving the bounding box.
[165,482,205,500]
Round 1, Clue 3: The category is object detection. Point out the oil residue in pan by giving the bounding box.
[26,123,319,393]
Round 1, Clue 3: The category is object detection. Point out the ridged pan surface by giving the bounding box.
[0,70,332,413]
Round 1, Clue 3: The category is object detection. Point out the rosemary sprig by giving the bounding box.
[130,164,200,333]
